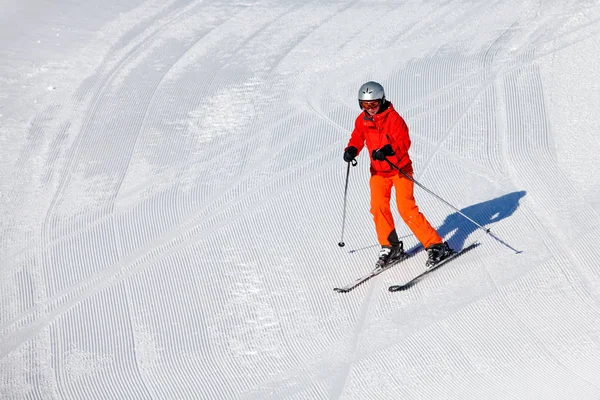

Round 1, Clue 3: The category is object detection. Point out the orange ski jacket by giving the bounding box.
[346,102,412,177]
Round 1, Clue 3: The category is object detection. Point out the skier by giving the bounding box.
[343,81,454,268]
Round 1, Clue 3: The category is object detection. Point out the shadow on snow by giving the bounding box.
[434,190,527,251]
[350,191,526,254]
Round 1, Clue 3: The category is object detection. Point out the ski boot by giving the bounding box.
[425,242,455,269]
[376,242,404,268]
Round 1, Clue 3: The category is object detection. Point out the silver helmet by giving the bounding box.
[358,81,385,108]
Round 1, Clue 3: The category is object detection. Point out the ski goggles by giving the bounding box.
[359,99,382,109]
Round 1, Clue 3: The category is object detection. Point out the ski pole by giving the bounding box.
[385,159,521,253]
[339,159,357,247]
[385,159,488,232]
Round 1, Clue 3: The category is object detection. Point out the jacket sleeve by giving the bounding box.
[346,116,366,154]
[388,113,410,158]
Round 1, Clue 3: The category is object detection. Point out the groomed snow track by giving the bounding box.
[2,0,600,398]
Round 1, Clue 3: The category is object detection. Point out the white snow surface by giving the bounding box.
[2,0,600,398]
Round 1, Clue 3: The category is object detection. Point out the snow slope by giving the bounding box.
[2,0,600,398]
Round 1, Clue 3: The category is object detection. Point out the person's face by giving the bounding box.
[360,99,381,115]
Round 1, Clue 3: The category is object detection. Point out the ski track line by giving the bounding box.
[244,243,484,398]
[423,90,503,175]
[482,265,600,391]
[411,31,580,198]
[516,198,600,314]
[44,1,242,269]
[20,1,180,253]
[55,147,332,396]
[42,2,246,244]
[416,24,538,176]
[343,254,599,398]
[179,1,350,210]
[1,107,61,249]
[113,3,305,202]
[2,24,364,356]
[0,116,342,330]
[387,0,494,48]
[0,4,296,266]
[328,267,382,399]
[1,0,255,344]
[122,282,157,400]
[245,246,488,399]
[1,2,300,334]
[0,0,194,249]
[54,284,154,399]
[0,127,346,359]
[39,0,205,246]
[498,56,600,338]
[401,9,583,159]
[437,303,534,397]
[110,0,314,203]
[37,0,336,252]
[381,0,515,117]
[436,290,596,398]
[106,1,265,212]
[305,2,485,129]
[359,50,502,174]
[502,61,600,290]
[401,22,518,121]
[326,3,505,126]
[258,0,362,85]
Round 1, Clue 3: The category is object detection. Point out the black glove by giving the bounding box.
[372,144,395,161]
[343,146,358,162]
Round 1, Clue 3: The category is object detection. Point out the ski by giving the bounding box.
[334,251,415,293]
[388,242,480,292]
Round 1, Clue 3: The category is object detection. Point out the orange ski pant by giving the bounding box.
[369,169,442,249]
